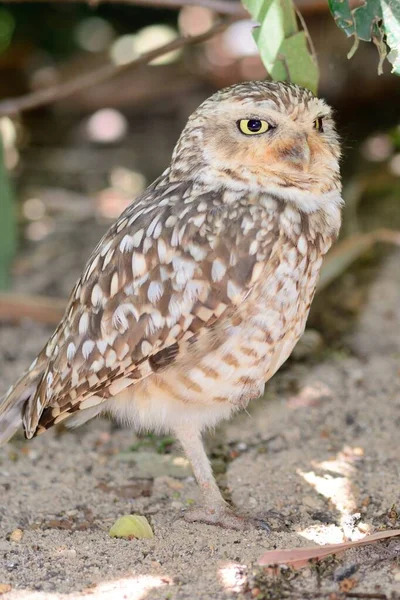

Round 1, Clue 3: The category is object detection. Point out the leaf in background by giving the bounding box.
[382,0,400,75]
[0,9,15,54]
[242,0,319,93]
[352,0,383,41]
[328,0,400,76]
[0,129,16,290]
[328,0,356,37]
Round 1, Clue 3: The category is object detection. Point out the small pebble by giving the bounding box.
[236,442,248,452]
[334,564,359,582]
[9,529,23,543]
[0,583,12,594]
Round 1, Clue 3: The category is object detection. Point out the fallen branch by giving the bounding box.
[0,17,236,117]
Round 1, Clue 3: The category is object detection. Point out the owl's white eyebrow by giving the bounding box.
[251,100,277,109]
[243,114,274,121]
[237,99,277,112]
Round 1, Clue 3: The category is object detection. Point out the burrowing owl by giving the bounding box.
[0,81,342,529]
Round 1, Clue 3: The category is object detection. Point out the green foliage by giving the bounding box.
[0,9,15,54]
[382,1,400,75]
[242,0,319,93]
[328,0,400,76]
[0,132,16,290]
[128,433,175,454]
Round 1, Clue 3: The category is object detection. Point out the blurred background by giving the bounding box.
[0,0,400,353]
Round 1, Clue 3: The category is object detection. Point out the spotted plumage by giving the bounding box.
[0,80,342,529]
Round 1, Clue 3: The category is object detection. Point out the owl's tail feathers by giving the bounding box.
[0,368,42,446]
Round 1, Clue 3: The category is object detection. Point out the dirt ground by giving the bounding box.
[1,243,400,599]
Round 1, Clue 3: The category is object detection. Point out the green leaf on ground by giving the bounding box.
[109,515,154,539]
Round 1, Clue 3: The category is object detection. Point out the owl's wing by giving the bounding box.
[23,179,280,437]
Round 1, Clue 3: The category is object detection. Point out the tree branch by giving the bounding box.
[0,293,66,325]
[0,17,237,117]
[2,0,247,14]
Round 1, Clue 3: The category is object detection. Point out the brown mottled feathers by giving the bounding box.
[23,176,281,437]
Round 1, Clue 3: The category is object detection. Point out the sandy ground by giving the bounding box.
[0,250,400,600]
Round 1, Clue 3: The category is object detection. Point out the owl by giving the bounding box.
[0,81,342,529]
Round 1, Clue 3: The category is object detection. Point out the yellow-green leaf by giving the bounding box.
[109,515,154,539]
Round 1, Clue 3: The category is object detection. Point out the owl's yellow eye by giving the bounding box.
[314,117,324,132]
[238,119,270,136]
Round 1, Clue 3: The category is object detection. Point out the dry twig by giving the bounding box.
[0,17,236,117]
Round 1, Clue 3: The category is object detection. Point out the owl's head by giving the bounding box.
[171,81,341,208]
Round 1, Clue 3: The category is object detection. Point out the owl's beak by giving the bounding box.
[279,133,311,170]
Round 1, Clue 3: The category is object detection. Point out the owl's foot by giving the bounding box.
[183,504,248,530]
[175,425,271,531]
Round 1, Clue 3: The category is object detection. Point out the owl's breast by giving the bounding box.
[240,237,324,382]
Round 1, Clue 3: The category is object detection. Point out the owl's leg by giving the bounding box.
[174,424,246,530]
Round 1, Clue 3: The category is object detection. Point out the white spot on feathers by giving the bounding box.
[67,342,76,361]
[105,349,117,367]
[79,312,89,335]
[97,340,108,354]
[172,256,195,286]
[227,280,242,303]
[148,281,164,304]
[82,340,95,359]
[103,248,115,270]
[141,340,152,355]
[297,235,308,255]
[91,283,103,306]
[131,253,147,278]
[110,272,119,297]
[119,234,135,253]
[112,303,139,331]
[211,258,226,282]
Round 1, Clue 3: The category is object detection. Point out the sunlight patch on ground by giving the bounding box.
[298,467,356,515]
[297,446,370,544]
[219,562,247,594]
[298,523,348,545]
[5,575,170,600]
